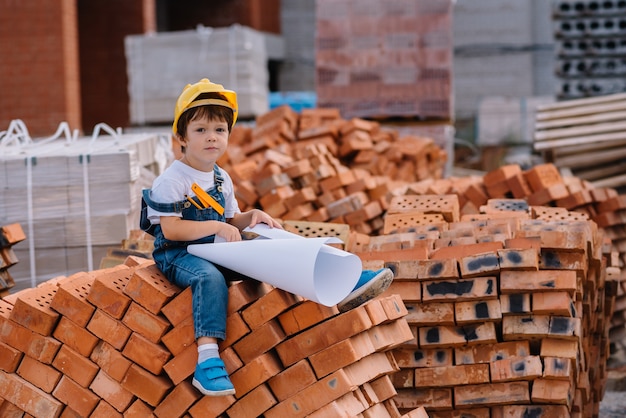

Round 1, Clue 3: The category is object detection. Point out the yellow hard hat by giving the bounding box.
[172,78,238,134]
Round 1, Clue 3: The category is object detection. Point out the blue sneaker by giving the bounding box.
[192,357,236,396]
[337,268,394,312]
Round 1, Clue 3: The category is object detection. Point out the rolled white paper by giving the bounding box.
[187,224,362,306]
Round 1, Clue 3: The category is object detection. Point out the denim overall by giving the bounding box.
[142,166,231,341]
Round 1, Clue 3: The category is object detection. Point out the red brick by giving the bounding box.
[10,283,59,336]
[87,309,132,350]
[500,293,532,315]
[0,371,63,416]
[87,267,133,319]
[153,380,200,418]
[17,354,62,393]
[490,355,543,382]
[500,270,577,295]
[277,300,338,336]
[226,384,277,418]
[531,378,572,405]
[230,352,283,397]
[393,347,453,368]
[233,319,285,364]
[0,318,61,364]
[0,340,22,372]
[124,398,158,417]
[90,400,123,418]
[122,302,170,344]
[122,333,171,375]
[49,272,96,327]
[221,311,251,349]
[53,375,100,416]
[394,387,453,411]
[404,302,455,326]
[415,259,459,281]
[124,264,179,315]
[430,241,503,260]
[356,246,429,262]
[89,369,134,412]
[454,381,530,407]
[455,299,502,324]
[414,363,490,388]
[264,370,353,418]
[160,286,191,326]
[1,223,26,244]
[422,276,498,302]
[492,405,570,418]
[275,306,373,367]
[383,280,421,302]
[241,288,301,330]
[523,163,563,192]
[161,315,194,356]
[367,319,414,351]
[188,393,236,417]
[90,341,132,382]
[162,343,197,385]
[539,339,578,361]
[121,364,172,407]
[53,316,99,357]
[309,332,375,378]
[52,344,99,387]
[267,359,317,402]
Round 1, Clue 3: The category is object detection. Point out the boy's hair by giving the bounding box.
[176,92,234,153]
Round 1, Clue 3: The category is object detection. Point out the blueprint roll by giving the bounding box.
[187,224,362,306]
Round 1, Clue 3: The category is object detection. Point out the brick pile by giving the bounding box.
[0,224,25,297]
[210,105,447,236]
[390,162,626,369]
[361,195,616,417]
[0,242,429,417]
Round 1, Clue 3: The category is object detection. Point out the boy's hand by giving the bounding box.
[248,209,283,229]
[216,222,243,242]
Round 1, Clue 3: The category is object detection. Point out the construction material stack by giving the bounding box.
[0,129,165,293]
[552,0,626,99]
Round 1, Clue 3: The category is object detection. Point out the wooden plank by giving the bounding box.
[591,173,626,189]
[553,146,626,169]
[535,109,626,130]
[535,95,626,120]
[534,120,626,142]
[534,130,626,151]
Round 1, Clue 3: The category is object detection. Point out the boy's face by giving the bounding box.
[178,114,229,171]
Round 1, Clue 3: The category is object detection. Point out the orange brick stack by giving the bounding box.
[357,196,616,417]
[0,224,25,297]
[0,256,431,417]
[212,105,447,236]
[390,162,626,368]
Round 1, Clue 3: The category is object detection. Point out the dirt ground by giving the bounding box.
[599,391,626,417]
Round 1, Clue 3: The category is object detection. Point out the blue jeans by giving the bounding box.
[145,166,231,341]
[154,246,229,340]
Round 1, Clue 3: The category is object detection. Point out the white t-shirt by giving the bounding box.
[146,160,241,225]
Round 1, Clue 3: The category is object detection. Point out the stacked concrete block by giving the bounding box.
[125,25,275,125]
[552,0,626,98]
[314,0,453,120]
[0,254,430,417]
[0,132,164,293]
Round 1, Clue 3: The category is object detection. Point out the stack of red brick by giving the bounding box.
[212,105,447,236]
[389,162,626,369]
[358,195,616,417]
[0,234,428,417]
[314,0,454,120]
[0,224,24,297]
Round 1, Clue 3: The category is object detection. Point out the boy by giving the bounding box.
[142,79,393,396]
